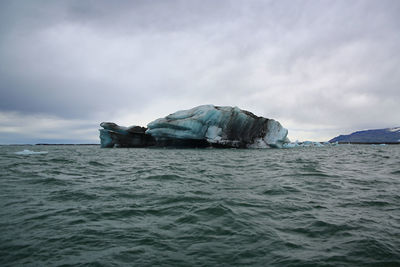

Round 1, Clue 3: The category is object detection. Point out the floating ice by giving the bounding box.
[282,141,339,148]
[146,105,289,148]
[99,122,154,148]
[15,149,48,155]
[282,142,298,148]
[100,105,289,148]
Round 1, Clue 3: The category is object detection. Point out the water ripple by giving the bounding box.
[0,145,399,266]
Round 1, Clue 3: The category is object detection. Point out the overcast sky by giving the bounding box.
[0,0,399,144]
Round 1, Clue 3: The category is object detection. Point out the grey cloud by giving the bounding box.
[0,0,399,142]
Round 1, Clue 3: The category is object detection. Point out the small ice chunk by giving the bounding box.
[302,141,313,146]
[283,142,298,148]
[15,149,48,155]
[389,127,400,132]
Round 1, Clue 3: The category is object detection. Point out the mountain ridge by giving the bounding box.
[329,127,400,143]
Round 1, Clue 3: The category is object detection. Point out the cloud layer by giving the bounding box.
[1,0,399,143]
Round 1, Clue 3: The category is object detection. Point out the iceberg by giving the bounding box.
[146,105,289,148]
[100,105,289,148]
[99,122,155,148]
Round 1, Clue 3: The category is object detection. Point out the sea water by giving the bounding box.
[0,145,399,266]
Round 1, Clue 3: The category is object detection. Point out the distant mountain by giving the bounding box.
[329,127,400,144]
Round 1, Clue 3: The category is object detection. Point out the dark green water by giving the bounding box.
[0,145,399,266]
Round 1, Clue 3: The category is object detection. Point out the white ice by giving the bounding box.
[388,127,400,132]
[282,141,338,148]
[15,149,48,155]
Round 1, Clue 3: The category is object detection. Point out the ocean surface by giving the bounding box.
[1,145,399,266]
